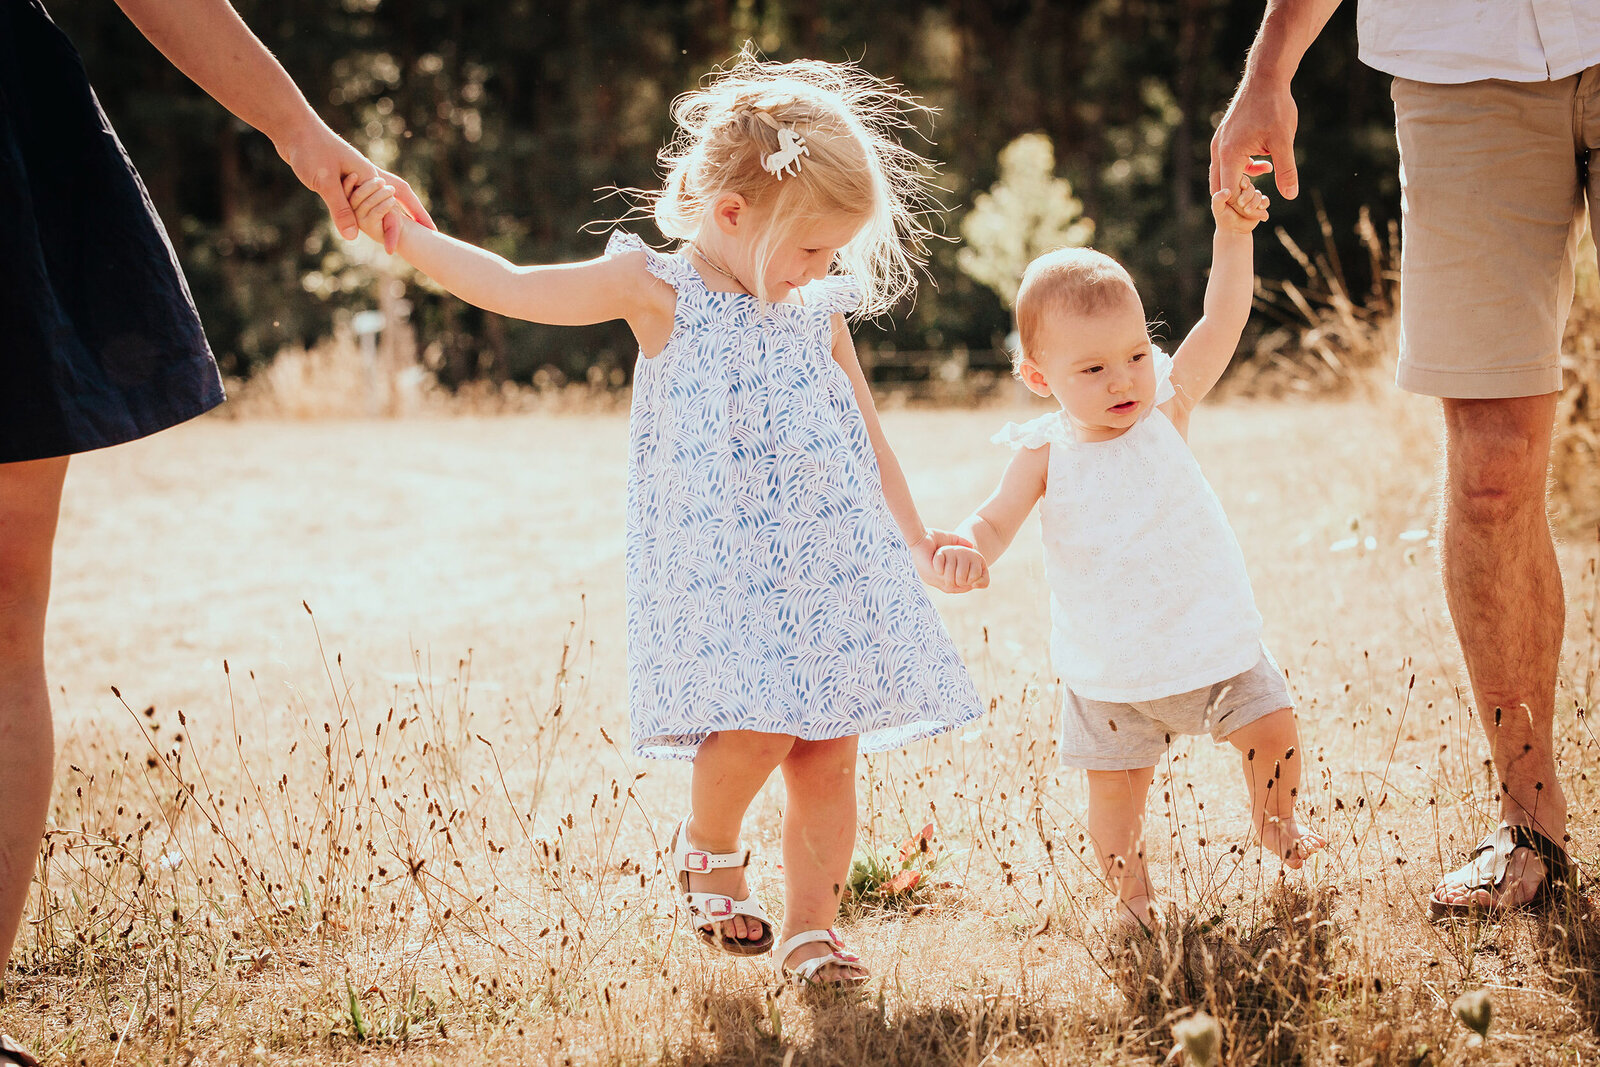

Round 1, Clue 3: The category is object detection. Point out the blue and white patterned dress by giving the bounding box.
[607,231,983,760]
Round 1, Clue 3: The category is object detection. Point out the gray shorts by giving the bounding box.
[1059,649,1292,771]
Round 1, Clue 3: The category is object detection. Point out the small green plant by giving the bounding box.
[844,822,942,914]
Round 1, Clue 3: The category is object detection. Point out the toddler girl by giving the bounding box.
[936,174,1325,933]
[346,52,987,985]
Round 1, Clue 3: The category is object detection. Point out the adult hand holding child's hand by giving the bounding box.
[344,174,408,246]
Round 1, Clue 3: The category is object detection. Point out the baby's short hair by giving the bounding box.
[1013,247,1140,369]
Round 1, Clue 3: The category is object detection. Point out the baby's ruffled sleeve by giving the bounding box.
[605,230,695,290]
[1153,345,1176,404]
[991,411,1072,451]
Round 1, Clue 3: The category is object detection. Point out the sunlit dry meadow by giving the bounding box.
[13,380,1600,1065]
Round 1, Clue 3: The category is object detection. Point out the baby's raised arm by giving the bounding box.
[1163,172,1270,437]
[951,444,1049,569]
[345,176,673,350]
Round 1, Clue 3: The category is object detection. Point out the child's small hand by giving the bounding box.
[1214,171,1270,234]
[933,544,989,593]
[342,174,409,246]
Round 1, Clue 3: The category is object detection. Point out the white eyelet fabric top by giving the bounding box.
[994,349,1262,701]
[609,231,983,759]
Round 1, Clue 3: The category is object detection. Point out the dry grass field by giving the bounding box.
[12,387,1600,1065]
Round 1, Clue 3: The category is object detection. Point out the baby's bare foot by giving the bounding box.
[1105,894,1162,939]
[1259,815,1327,869]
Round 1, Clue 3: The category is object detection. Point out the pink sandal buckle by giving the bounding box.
[683,850,712,873]
[703,895,734,918]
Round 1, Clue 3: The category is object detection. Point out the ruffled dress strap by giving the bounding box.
[605,229,698,291]
[805,274,864,315]
[1153,344,1177,404]
[992,410,1074,451]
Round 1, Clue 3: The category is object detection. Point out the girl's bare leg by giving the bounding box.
[1085,766,1158,929]
[687,729,795,942]
[1226,708,1326,867]
[778,735,864,981]
[0,458,67,980]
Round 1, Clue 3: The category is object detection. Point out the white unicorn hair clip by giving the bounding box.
[750,109,808,180]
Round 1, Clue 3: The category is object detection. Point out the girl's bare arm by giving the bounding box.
[829,317,928,545]
[347,178,675,348]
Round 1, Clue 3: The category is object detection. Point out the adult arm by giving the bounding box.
[1210,0,1345,200]
[111,0,434,251]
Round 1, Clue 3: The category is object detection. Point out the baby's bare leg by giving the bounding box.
[1226,708,1326,868]
[1085,767,1158,928]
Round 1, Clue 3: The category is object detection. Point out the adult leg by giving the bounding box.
[0,458,67,980]
[777,735,865,982]
[685,729,794,943]
[1085,766,1157,930]
[1224,707,1326,867]
[1433,393,1565,909]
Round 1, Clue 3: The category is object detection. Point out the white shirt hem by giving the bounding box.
[1063,644,1262,705]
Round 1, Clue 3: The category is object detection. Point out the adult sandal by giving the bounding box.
[1428,821,1576,919]
[670,816,774,956]
[0,1034,39,1067]
[776,928,870,988]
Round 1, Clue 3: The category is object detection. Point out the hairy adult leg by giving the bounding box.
[1434,393,1565,909]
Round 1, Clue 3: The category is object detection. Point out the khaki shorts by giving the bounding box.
[1059,649,1293,771]
[1391,69,1600,399]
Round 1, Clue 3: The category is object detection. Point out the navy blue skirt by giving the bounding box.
[1,0,224,463]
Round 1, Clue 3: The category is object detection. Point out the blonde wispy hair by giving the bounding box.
[649,47,939,318]
[1013,246,1142,372]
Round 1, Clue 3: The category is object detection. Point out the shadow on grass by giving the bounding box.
[1103,883,1339,1066]
[1536,882,1600,1037]
[663,986,1072,1066]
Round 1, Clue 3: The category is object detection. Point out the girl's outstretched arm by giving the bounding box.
[954,446,1048,566]
[1163,177,1270,438]
[347,177,674,349]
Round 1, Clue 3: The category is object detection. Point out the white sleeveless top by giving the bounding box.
[994,351,1262,702]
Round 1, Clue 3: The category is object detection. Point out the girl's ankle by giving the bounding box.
[685,815,741,854]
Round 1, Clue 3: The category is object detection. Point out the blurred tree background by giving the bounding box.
[51,0,1398,389]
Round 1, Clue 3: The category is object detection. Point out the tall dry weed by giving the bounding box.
[1237,204,1400,399]
[1554,237,1600,529]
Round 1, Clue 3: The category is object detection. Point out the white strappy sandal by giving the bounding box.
[775,928,870,988]
[671,816,774,956]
